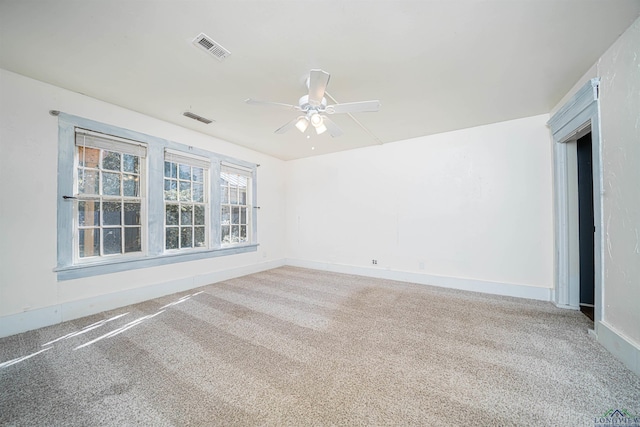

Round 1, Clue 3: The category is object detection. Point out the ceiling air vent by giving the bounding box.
[183,111,214,124]
[192,32,230,61]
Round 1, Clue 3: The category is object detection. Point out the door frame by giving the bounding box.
[548,78,604,329]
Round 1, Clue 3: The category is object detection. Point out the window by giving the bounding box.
[163,150,209,251]
[75,129,146,261]
[56,112,257,280]
[220,163,252,245]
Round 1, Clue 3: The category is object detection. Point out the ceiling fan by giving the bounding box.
[246,69,380,138]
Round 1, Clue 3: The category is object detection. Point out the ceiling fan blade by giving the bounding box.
[321,116,343,138]
[308,69,330,106]
[326,100,381,114]
[245,98,300,111]
[274,117,299,134]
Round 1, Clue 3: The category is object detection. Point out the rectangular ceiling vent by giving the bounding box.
[183,111,214,124]
[192,33,230,61]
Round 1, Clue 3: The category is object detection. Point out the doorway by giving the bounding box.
[576,132,595,321]
[548,78,603,331]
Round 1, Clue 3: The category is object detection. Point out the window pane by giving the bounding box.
[221,205,230,225]
[232,206,240,225]
[179,164,191,180]
[179,181,191,202]
[124,202,140,225]
[221,184,229,203]
[122,174,139,197]
[192,167,204,182]
[240,189,247,205]
[79,228,100,258]
[165,204,179,225]
[164,161,177,178]
[78,200,100,227]
[166,227,179,249]
[230,186,238,204]
[124,227,141,253]
[221,225,230,244]
[240,207,247,225]
[164,179,177,201]
[180,227,192,248]
[194,205,205,225]
[103,201,122,226]
[103,228,122,255]
[103,172,121,196]
[240,225,247,242]
[194,227,205,247]
[181,205,193,225]
[238,176,248,188]
[230,225,239,243]
[78,147,100,168]
[78,170,99,195]
[122,154,139,173]
[102,151,121,171]
[193,183,204,203]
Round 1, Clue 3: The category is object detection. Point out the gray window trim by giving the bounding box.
[55,112,257,281]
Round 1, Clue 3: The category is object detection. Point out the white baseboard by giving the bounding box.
[285,258,552,301]
[553,303,580,310]
[596,321,640,377]
[0,259,285,339]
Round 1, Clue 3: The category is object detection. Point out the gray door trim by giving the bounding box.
[547,78,604,329]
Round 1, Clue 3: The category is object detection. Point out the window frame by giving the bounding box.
[55,112,258,281]
[220,162,254,247]
[163,149,210,252]
[73,129,148,264]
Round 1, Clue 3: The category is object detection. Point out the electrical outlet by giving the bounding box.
[372,259,378,265]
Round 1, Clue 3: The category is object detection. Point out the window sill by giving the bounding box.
[55,244,258,281]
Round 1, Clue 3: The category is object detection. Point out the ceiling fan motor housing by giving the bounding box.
[299,95,327,113]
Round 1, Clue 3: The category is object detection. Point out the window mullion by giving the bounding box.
[99,200,104,257]
[120,199,125,255]
[178,200,182,249]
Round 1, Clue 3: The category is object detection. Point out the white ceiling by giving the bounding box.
[1,1,639,160]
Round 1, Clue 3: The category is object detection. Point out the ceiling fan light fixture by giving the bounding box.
[295,116,309,132]
[310,113,323,127]
[315,122,327,135]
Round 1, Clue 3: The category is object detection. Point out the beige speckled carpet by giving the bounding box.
[1,267,639,426]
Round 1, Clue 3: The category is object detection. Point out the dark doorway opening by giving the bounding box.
[577,132,595,322]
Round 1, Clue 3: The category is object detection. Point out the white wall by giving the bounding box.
[552,16,640,374]
[0,69,287,337]
[286,114,554,299]
[598,18,640,345]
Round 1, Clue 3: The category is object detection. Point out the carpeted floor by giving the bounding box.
[1,266,639,426]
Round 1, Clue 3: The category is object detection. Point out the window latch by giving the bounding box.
[62,195,78,200]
